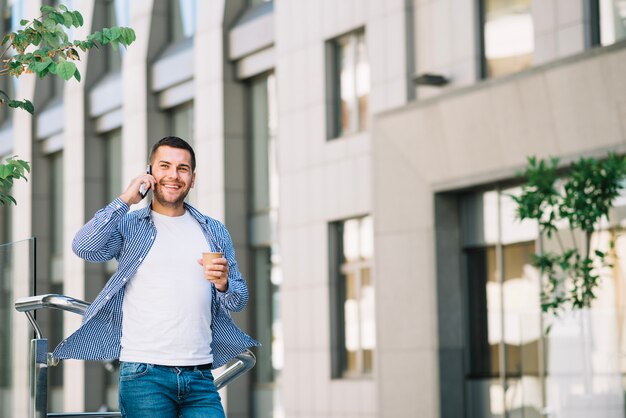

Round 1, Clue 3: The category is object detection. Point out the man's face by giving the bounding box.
[150,146,195,207]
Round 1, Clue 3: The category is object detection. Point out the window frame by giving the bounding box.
[329,215,375,379]
[325,28,369,140]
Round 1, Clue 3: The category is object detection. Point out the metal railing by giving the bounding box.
[15,294,256,418]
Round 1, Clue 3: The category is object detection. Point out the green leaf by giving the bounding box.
[63,12,73,28]
[19,19,29,26]
[22,100,34,114]
[49,12,65,26]
[73,70,81,82]
[109,27,121,41]
[40,5,56,14]
[59,4,68,12]
[7,100,34,114]
[74,11,84,27]
[87,31,104,44]
[15,159,30,173]
[32,59,53,75]
[55,59,77,80]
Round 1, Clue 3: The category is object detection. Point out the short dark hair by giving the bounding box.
[150,136,196,171]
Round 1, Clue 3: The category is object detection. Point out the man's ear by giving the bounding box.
[191,172,196,188]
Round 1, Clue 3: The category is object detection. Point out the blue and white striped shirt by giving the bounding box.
[52,198,259,369]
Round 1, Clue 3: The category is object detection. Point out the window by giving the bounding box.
[594,0,626,46]
[481,0,534,78]
[104,129,122,203]
[104,129,121,276]
[248,0,271,6]
[48,151,64,410]
[169,0,196,43]
[327,29,369,139]
[104,0,124,73]
[168,102,193,144]
[330,215,375,378]
[0,202,12,417]
[247,73,283,418]
[461,188,541,416]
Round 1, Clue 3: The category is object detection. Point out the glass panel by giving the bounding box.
[542,228,626,416]
[599,0,626,46]
[355,31,369,131]
[337,35,356,136]
[105,129,122,203]
[502,242,539,378]
[169,0,196,42]
[466,378,505,418]
[250,77,270,213]
[48,153,65,410]
[501,187,538,245]
[359,215,373,259]
[248,0,271,6]
[342,219,360,262]
[344,270,359,374]
[467,246,499,377]
[0,198,11,244]
[105,0,122,72]
[50,151,63,264]
[254,248,274,383]
[483,0,534,78]
[0,238,35,418]
[169,102,194,145]
[267,74,279,210]
[360,267,375,373]
[461,190,499,247]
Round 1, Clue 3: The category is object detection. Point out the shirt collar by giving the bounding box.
[137,201,208,224]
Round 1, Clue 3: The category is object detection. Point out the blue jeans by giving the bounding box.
[118,362,225,418]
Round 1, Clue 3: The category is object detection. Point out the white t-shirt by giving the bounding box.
[120,210,213,366]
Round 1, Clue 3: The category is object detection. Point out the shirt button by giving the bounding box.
[123,278,128,282]
[151,236,154,240]
[105,295,110,300]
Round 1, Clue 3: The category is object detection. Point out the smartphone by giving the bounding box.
[139,165,152,198]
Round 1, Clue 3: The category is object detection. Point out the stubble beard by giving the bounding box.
[153,182,191,208]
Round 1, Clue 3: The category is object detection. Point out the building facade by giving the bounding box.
[1,0,626,417]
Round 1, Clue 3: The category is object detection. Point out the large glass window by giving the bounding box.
[330,215,375,378]
[462,188,541,417]
[104,129,122,204]
[248,0,271,7]
[327,29,369,139]
[596,0,626,46]
[104,0,124,73]
[169,0,196,43]
[0,197,12,417]
[481,0,534,78]
[168,102,193,145]
[248,73,282,418]
[48,151,64,411]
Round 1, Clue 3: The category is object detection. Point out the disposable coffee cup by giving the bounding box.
[202,251,223,267]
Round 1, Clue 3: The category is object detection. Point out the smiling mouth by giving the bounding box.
[161,183,183,191]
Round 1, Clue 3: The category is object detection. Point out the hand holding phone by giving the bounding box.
[139,165,152,198]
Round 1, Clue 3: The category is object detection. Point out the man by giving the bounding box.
[52,136,258,417]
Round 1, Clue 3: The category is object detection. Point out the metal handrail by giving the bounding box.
[16,294,91,315]
[15,294,256,418]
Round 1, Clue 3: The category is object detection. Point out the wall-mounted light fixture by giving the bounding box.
[414,73,450,87]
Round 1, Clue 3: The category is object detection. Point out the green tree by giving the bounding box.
[0,4,135,205]
[511,153,626,323]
